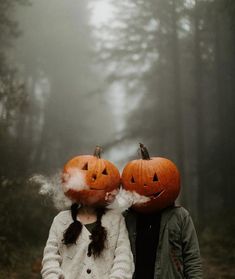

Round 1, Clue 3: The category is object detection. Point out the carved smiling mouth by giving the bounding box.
[147,190,164,199]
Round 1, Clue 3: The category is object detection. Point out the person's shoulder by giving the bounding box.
[53,210,72,224]
[173,206,190,218]
[105,208,123,218]
[164,206,192,230]
[163,205,190,222]
[104,209,125,224]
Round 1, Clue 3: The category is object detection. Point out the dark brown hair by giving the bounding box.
[63,203,107,258]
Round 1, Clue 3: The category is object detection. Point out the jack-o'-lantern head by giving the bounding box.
[121,143,180,213]
[62,146,120,206]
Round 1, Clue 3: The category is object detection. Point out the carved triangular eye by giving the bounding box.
[131,176,135,183]
[82,162,88,170]
[153,173,158,182]
[102,168,108,175]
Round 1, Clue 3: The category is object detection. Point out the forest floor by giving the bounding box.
[200,224,235,278]
[202,254,235,278]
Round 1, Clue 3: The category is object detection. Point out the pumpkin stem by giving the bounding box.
[139,143,151,160]
[94,146,102,158]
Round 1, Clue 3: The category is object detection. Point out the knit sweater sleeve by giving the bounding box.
[109,215,135,279]
[41,216,64,279]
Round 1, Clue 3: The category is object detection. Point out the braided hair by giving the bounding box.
[87,207,107,258]
[63,203,82,245]
[63,203,107,258]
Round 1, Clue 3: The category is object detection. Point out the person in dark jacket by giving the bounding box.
[121,143,203,279]
[125,205,202,279]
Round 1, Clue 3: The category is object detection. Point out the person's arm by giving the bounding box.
[109,215,135,279]
[41,216,64,279]
[181,214,203,278]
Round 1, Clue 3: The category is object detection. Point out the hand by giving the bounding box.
[105,189,118,203]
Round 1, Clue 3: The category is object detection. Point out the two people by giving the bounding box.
[41,145,202,279]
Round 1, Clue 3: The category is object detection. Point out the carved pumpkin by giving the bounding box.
[121,143,180,213]
[62,146,120,206]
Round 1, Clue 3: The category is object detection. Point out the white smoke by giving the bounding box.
[30,173,72,210]
[30,168,90,210]
[62,168,89,192]
[31,171,150,212]
[107,188,150,213]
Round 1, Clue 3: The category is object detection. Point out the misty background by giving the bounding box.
[0,0,234,278]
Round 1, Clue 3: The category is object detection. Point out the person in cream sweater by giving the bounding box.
[41,204,134,279]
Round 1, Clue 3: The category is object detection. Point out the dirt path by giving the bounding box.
[203,256,235,279]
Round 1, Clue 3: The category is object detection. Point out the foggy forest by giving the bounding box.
[0,0,234,278]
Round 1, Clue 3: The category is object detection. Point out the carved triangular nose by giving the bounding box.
[153,173,158,182]
[92,174,97,181]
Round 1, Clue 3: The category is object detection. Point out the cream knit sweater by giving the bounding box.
[41,210,134,279]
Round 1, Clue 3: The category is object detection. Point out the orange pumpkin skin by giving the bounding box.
[62,148,120,206]
[122,145,180,213]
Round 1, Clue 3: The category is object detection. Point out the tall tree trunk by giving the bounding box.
[171,0,186,205]
[194,0,205,225]
[215,12,234,212]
